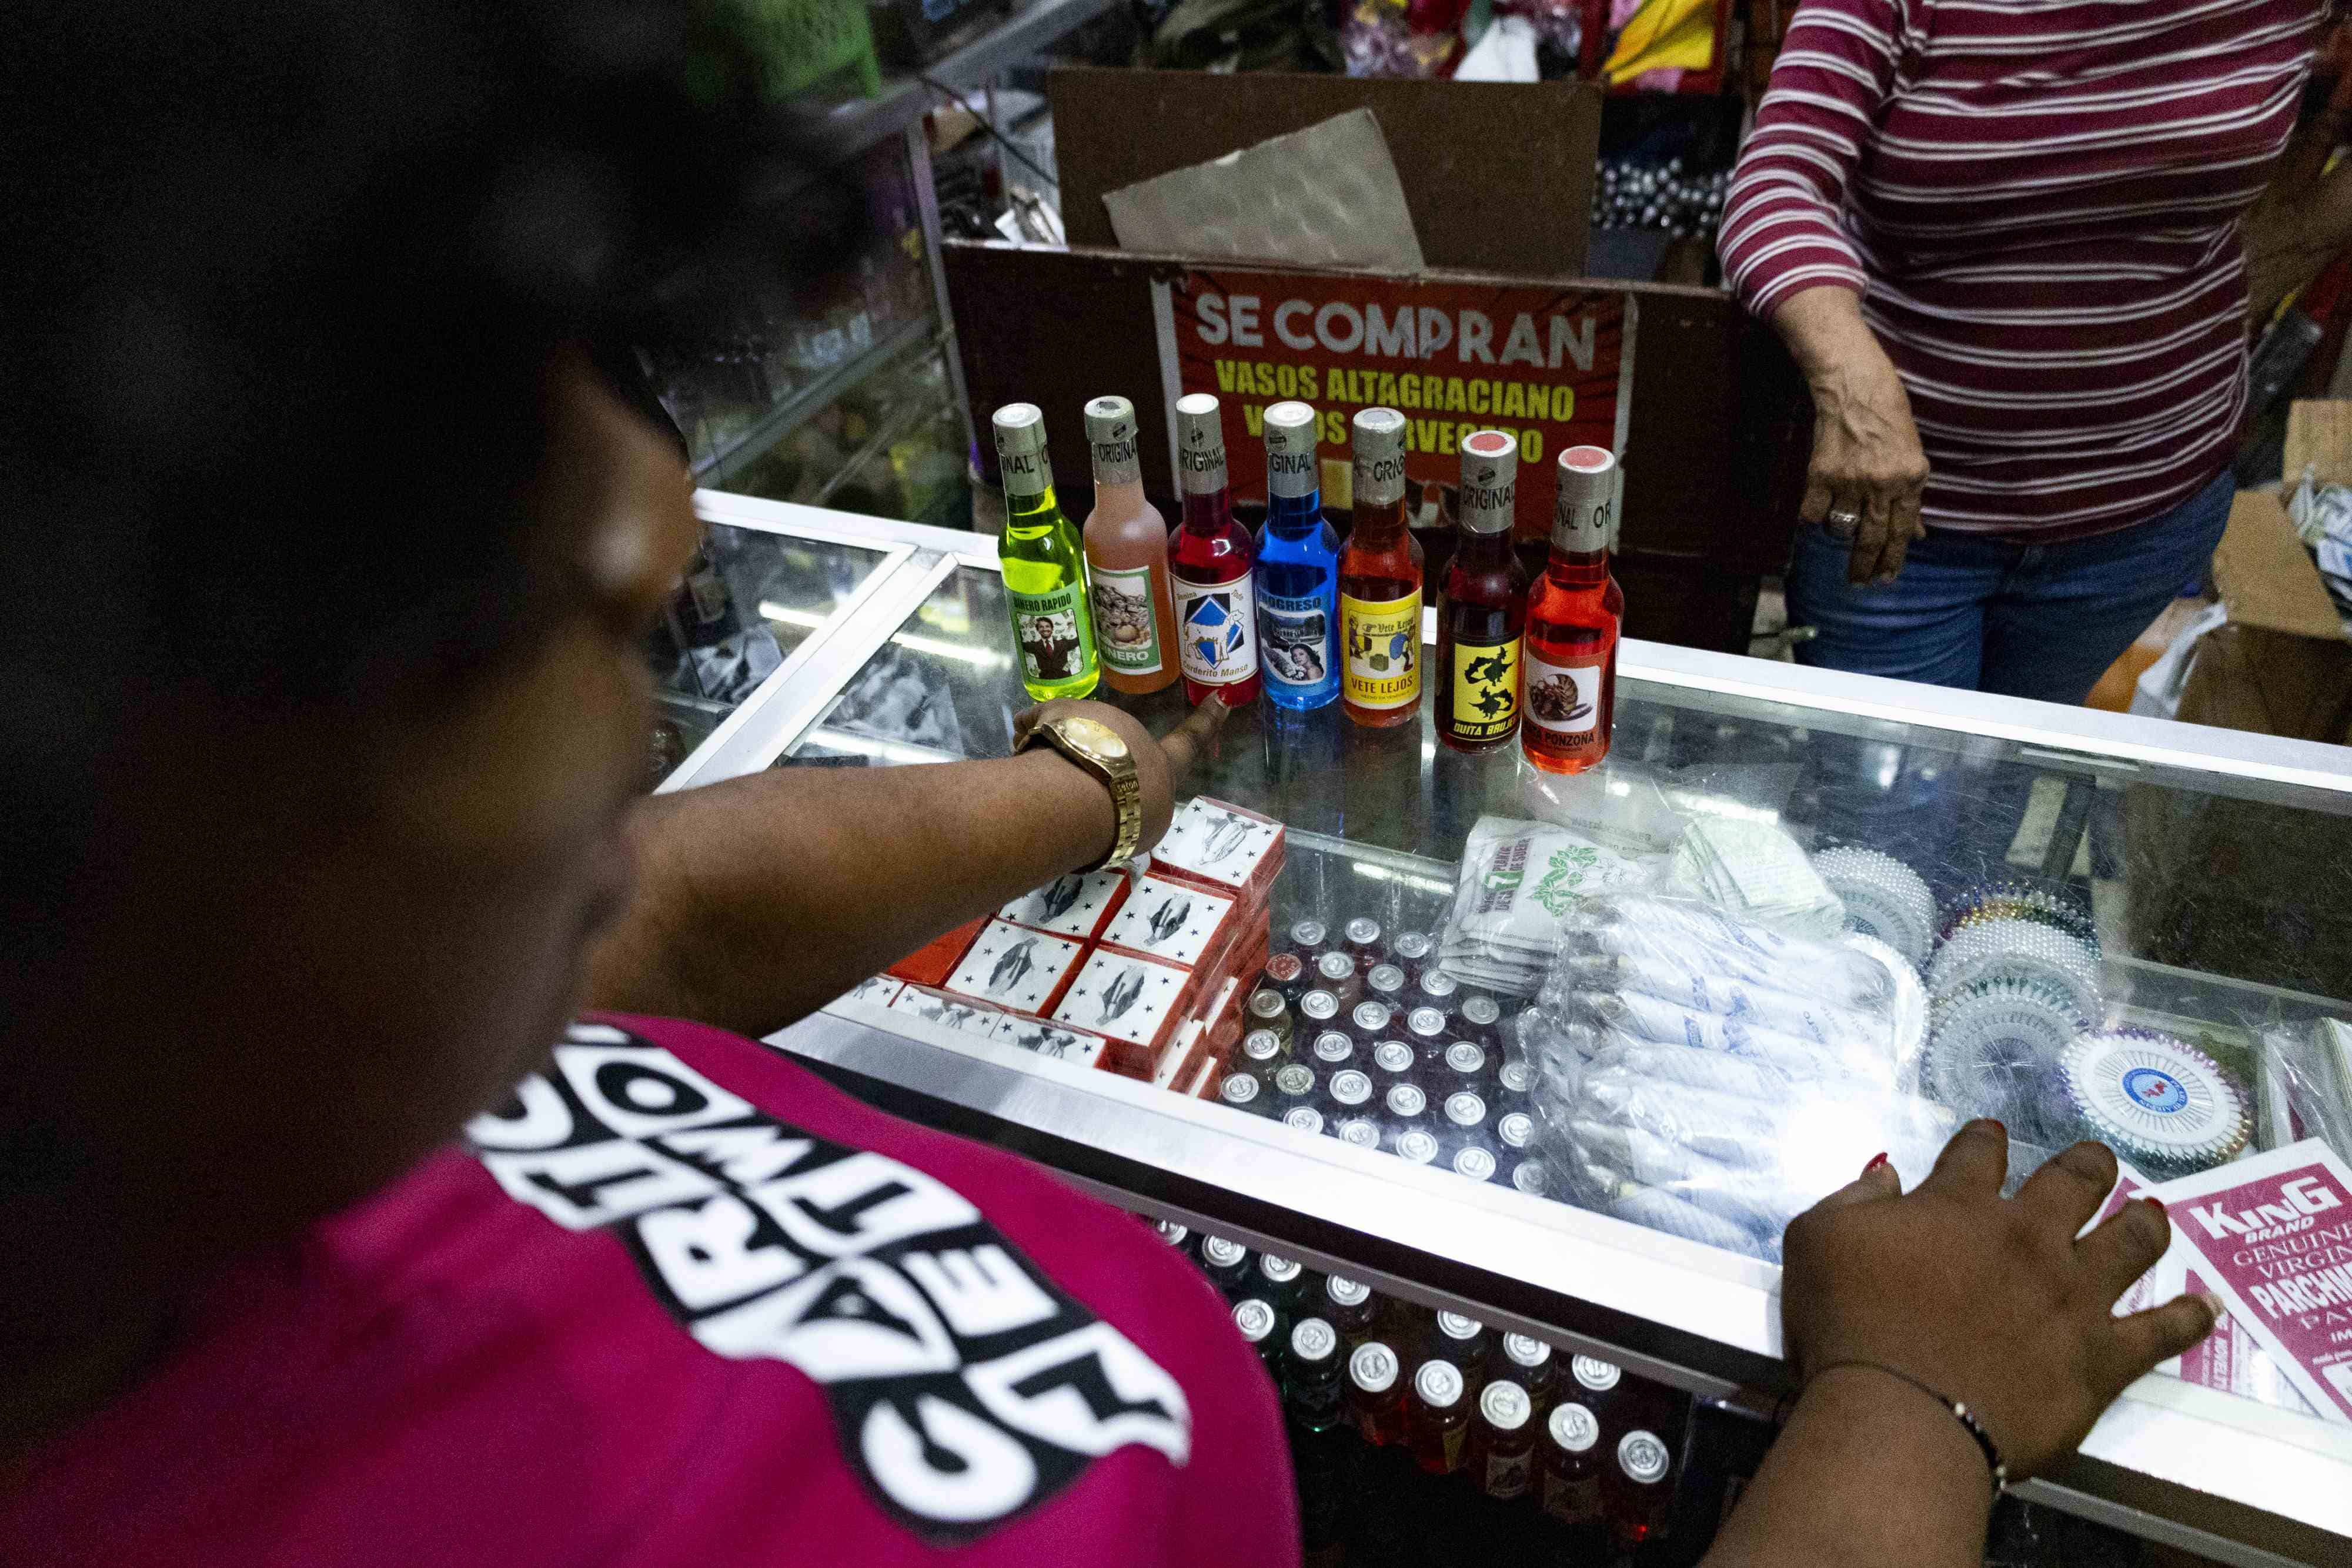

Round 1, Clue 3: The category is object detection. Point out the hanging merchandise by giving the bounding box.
[1810,846,1936,969]
[1436,817,1656,995]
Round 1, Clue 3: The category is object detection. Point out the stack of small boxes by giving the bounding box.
[848,798,1284,1096]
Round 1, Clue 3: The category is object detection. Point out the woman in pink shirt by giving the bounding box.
[0,4,2216,1565]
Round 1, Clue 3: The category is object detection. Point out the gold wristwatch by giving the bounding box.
[1016,712,1144,871]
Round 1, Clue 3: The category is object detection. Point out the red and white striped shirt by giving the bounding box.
[1720,0,2327,540]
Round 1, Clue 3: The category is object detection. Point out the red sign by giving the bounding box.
[1155,268,1632,543]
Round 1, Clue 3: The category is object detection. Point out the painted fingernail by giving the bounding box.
[1863,1152,1890,1174]
[2144,1197,2166,1216]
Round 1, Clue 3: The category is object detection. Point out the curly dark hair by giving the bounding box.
[6,0,858,697]
[2,0,865,934]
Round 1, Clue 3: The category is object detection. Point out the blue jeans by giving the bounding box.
[1785,469,2234,704]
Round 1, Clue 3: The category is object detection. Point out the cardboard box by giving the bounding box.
[2187,403,2352,743]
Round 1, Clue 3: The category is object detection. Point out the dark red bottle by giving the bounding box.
[1435,429,1528,753]
[1168,393,1261,706]
[1522,445,1622,774]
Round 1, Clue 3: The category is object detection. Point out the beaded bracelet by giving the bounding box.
[1808,1360,2008,1500]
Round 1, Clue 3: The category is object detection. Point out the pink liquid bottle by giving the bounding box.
[1168,392,1261,706]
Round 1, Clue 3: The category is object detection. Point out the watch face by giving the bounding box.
[1061,715,1127,759]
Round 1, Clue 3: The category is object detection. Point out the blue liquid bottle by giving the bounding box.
[1254,400,1341,711]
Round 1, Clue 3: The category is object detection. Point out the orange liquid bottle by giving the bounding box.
[1522,446,1622,774]
[1080,395,1179,694]
[1338,407,1424,728]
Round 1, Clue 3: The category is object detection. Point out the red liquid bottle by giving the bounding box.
[1338,407,1424,727]
[1522,445,1622,774]
[1168,393,1261,706]
[1434,429,1529,753]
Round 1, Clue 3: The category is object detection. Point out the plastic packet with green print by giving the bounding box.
[1433,815,1660,995]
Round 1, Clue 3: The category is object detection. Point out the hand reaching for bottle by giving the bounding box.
[1780,1122,2219,1482]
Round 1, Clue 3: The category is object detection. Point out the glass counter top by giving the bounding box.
[736,526,2352,1561]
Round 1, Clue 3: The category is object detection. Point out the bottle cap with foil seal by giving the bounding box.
[1457,429,1519,535]
[1174,393,1228,494]
[991,402,1052,498]
[1083,395,1141,487]
[1351,407,1407,506]
[1552,444,1616,553]
[1264,400,1320,499]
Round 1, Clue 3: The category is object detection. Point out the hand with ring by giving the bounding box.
[1775,289,1932,586]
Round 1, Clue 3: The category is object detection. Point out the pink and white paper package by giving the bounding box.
[2151,1140,2352,1425]
[2097,1141,2352,1423]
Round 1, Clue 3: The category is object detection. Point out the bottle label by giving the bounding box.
[1171,576,1257,687]
[1541,1470,1602,1525]
[1008,584,1097,686]
[1485,1449,1533,1499]
[1524,649,1604,735]
[1258,585,1335,693]
[1341,590,1422,709]
[1447,635,1524,743]
[1088,561,1162,676]
[1001,446,1053,500]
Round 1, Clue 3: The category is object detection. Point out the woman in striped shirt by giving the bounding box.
[1720,0,2341,701]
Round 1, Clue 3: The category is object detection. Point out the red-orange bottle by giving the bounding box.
[1521,446,1622,774]
[1337,408,1424,728]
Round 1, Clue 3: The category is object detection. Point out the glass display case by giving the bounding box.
[649,494,918,788]
[677,499,2352,1564]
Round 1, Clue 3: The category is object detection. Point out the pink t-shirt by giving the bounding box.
[2,1015,1298,1566]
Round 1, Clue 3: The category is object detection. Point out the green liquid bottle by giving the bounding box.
[993,402,1099,700]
